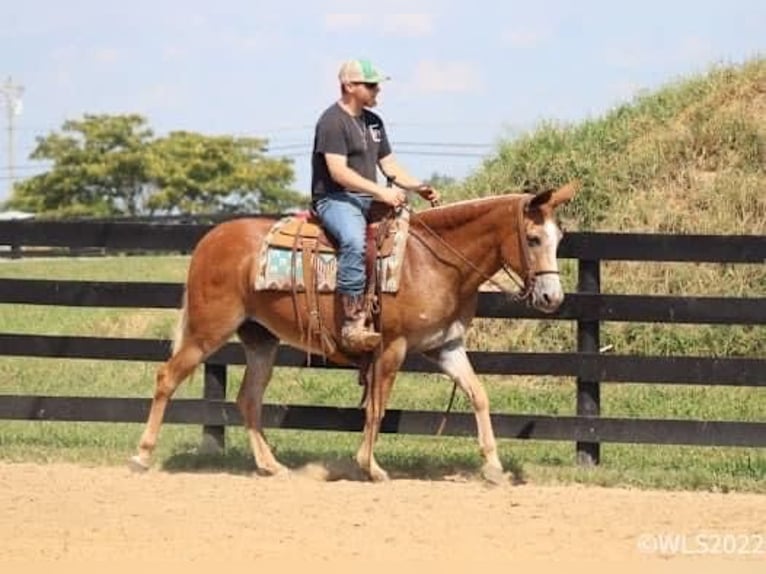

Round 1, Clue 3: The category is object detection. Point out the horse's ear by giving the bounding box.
[528,180,579,210]
[549,180,580,208]
[529,189,554,210]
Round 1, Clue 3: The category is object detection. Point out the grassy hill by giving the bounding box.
[452,57,765,235]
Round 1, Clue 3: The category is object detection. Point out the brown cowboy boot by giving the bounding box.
[340,293,381,353]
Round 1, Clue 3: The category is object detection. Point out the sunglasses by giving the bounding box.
[352,82,379,90]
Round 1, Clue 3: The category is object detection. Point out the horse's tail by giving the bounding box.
[171,289,189,356]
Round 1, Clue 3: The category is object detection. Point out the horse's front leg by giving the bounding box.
[355,338,407,482]
[425,339,505,485]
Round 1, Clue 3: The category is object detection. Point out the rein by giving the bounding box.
[405,194,555,304]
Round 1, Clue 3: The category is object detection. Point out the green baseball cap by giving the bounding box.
[338,59,391,84]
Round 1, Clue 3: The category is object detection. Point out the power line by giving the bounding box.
[266,140,493,151]
[1,144,491,170]
[264,142,310,151]
[271,150,487,159]
[395,150,487,157]
[394,141,492,148]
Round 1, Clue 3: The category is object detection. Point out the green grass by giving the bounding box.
[0,419,762,492]
[1,256,764,492]
[0,253,190,281]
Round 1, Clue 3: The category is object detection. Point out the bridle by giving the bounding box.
[403,193,560,304]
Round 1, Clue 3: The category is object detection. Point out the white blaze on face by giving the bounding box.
[531,219,564,312]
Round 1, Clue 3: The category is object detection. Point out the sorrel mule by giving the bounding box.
[130,182,578,483]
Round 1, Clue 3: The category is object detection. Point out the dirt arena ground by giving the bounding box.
[0,462,763,573]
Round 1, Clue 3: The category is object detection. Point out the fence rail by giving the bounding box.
[1,220,765,261]
[0,396,762,447]
[1,219,764,464]
[0,334,763,386]
[1,278,765,324]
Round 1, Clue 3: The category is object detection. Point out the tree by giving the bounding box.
[8,114,153,217]
[6,114,307,217]
[145,131,302,214]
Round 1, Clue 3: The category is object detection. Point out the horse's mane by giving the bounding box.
[412,193,526,230]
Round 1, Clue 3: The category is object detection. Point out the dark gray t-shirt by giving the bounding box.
[311,103,392,200]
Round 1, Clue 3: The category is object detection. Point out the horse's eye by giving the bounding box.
[527,236,541,247]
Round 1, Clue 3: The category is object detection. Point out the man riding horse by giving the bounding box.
[130,58,578,483]
[311,59,439,353]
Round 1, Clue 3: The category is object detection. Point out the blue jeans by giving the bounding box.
[314,192,373,296]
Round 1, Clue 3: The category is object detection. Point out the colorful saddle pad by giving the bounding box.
[253,209,410,293]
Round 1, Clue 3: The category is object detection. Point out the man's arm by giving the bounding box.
[378,154,421,188]
[378,154,440,203]
[324,153,405,207]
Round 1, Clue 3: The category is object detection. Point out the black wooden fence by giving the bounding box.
[0,219,764,464]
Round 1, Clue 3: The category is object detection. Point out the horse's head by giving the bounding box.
[503,181,578,313]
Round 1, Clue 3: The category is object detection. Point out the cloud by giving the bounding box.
[605,35,716,71]
[324,10,434,36]
[604,43,650,69]
[92,48,121,65]
[676,36,715,64]
[226,33,266,53]
[162,45,187,62]
[220,29,288,57]
[49,45,78,94]
[139,83,184,112]
[185,13,208,29]
[382,13,433,37]
[50,44,78,62]
[502,28,550,48]
[324,13,370,30]
[411,60,482,94]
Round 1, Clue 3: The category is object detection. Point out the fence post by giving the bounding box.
[576,259,601,465]
[200,363,227,454]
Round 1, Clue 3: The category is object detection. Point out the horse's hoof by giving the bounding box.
[128,455,150,473]
[369,468,391,483]
[481,464,507,486]
[257,464,290,478]
[270,465,291,479]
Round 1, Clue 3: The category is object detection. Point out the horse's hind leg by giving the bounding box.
[355,338,407,482]
[236,321,286,476]
[130,295,242,471]
[130,339,204,471]
[425,340,505,485]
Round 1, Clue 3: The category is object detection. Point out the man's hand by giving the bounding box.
[415,184,440,204]
[378,187,407,208]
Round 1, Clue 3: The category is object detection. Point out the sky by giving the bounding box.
[0,0,763,203]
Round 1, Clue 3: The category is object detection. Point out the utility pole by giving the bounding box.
[1,77,24,195]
